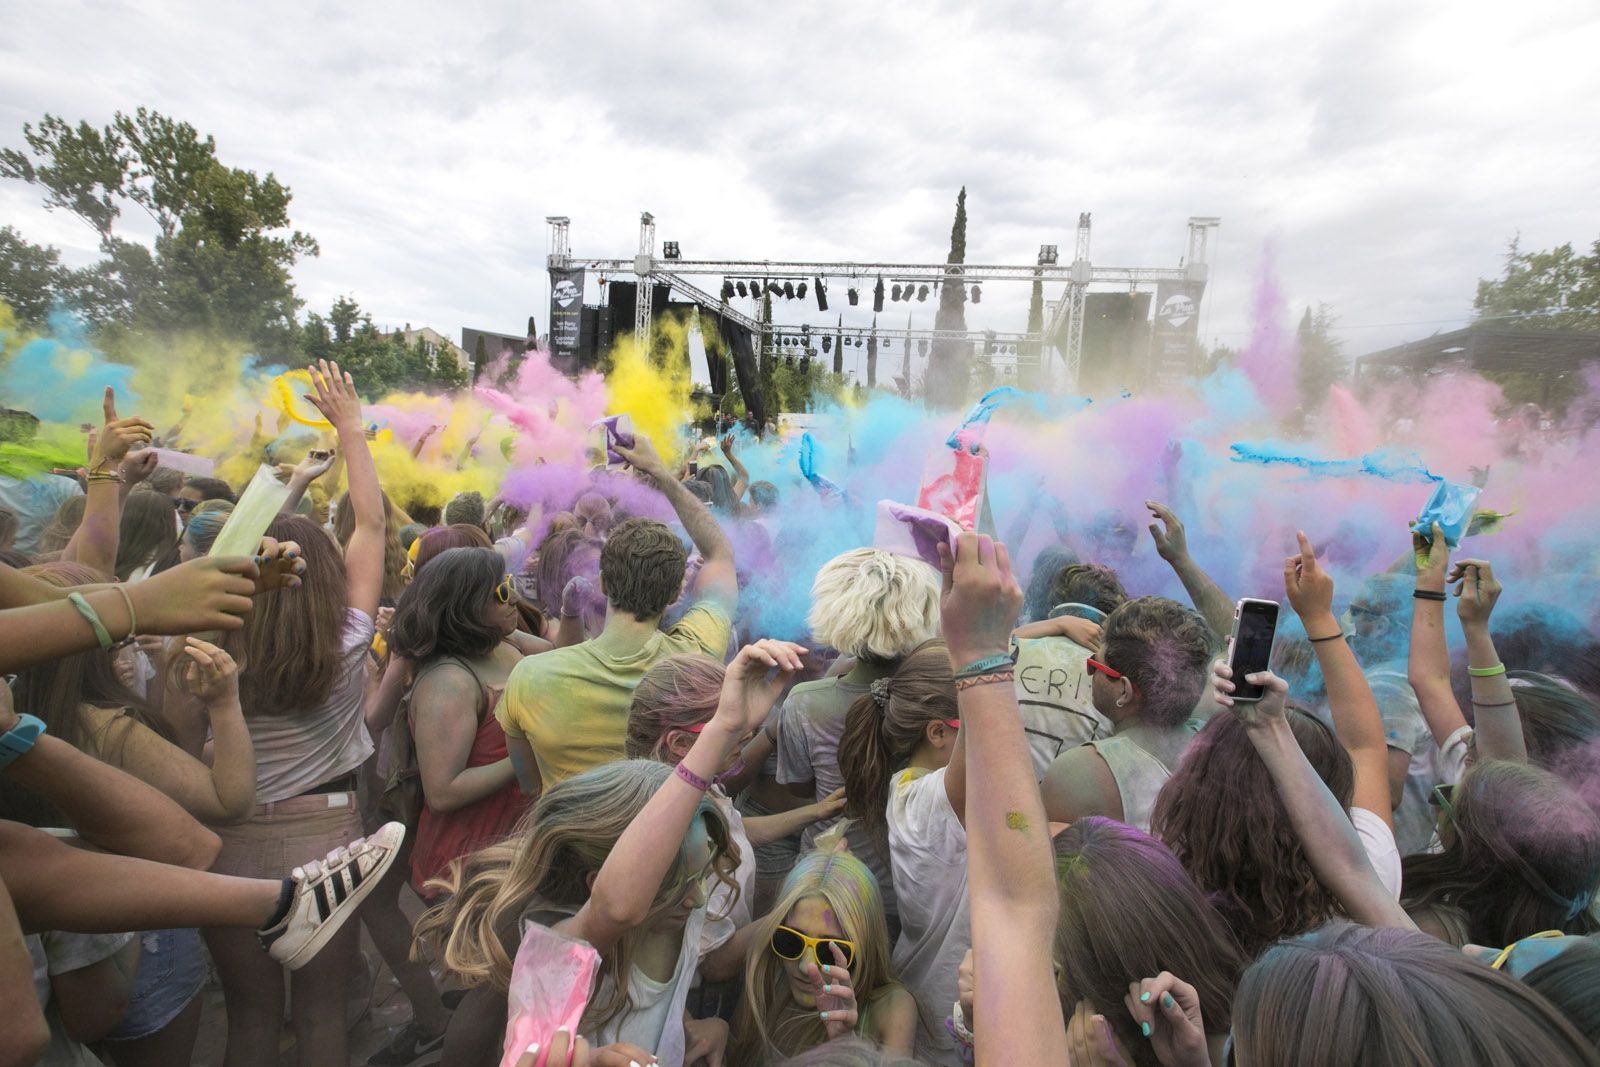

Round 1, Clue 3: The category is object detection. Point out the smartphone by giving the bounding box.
[687,461,699,476]
[1226,598,1280,702]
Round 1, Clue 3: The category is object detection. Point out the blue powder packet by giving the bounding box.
[1411,479,1482,549]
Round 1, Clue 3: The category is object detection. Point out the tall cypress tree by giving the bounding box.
[832,315,844,377]
[866,315,878,388]
[928,187,971,407]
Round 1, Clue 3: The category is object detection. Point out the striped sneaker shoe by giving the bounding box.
[262,821,404,971]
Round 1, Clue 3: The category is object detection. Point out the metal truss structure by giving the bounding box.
[545,212,1219,390]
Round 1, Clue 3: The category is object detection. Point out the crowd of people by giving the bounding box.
[1,357,1598,1067]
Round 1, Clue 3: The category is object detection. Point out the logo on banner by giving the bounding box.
[1158,293,1195,329]
[553,279,581,308]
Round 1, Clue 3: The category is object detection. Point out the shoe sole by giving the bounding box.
[280,821,406,971]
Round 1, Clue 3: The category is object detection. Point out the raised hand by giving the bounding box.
[304,359,363,431]
[812,940,860,1041]
[292,447,337,482]
[1212,660,1289,728]
[1145,501,1190,564]
[1413,521,1449,592]
[936,532,1023,667]
[175,637,240,707]
[253,537,307,592]
[118,449,159,487]
[713,640,807,737]
[613,433,669,483]
[126,556,261,634]
[1123,974,1211,1067]
[89,387,154,472]
[1283,530,1335,625]
[1449,558,1502,630]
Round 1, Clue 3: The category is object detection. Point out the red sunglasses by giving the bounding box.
[1086,657,1140,695]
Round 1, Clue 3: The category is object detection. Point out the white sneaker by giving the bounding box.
[262,821,404,971]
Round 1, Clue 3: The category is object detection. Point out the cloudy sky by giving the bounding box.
[4,0,1599,376]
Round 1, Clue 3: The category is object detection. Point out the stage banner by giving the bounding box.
[548,268,585,366]
[1151,280,1205,384]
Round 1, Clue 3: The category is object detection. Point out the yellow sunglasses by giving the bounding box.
[770,925,856,969]
[494,574,516,605]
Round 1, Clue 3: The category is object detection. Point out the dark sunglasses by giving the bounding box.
[171,497,198,514]
[770,926,855,970]
[1086,657,1140,695]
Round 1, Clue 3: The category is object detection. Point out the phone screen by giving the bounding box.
[1228,600,1280,701]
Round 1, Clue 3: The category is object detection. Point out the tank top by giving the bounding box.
[408,657,530,896]
[1086,734,1174,832]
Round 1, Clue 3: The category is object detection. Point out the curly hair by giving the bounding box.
[1150,708,1354,959]
[600,518,688,620]
[1049,562,1127,617]
[1099,597,1214,727]
[807,548,940,663]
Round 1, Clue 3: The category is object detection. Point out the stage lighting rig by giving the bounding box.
[971,285,981,303]
[662,241,681,259]
[814,278,828,310]
[1039,244,1058,265]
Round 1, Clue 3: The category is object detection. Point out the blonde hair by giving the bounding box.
[807,549,940,661]
[413,760,739,1030]
[731,849,901,1065]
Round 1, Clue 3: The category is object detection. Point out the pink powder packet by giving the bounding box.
[498,921,601,1067]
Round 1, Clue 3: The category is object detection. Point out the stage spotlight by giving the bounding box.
[721,280,734,301]
[736,280,747,297]
[822,336,832,353]
[971,284,981,304]
[874,276,885,312]
[797,281,808,299]
[1038,244,1059,266]
[847,287,860,306]
[814,278,828,311]
[891,283,902,302]
[751,281,762,297]
[784,281,795,299]
[883,339,892,350]
[785,355,795,368]
[662,241,680,259]
[917,285,929,302]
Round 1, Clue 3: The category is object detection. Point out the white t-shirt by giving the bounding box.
[698,788,756,958]
[1011,636,1109,778]
[28,928,136,1067]
[588,906,707,1067]
[246,607,376,802]
[886,766,970,1067]
[1351,806,1403,900]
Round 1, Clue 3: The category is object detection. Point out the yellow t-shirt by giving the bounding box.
[496,601,733,788]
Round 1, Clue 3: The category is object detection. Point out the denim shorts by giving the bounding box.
[105,927,207,1040]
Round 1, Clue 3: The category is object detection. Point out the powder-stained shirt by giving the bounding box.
[497,601,732,788]
[1011,635,1110,777]
[774,676,899,921]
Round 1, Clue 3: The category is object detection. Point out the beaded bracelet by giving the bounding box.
[955,670,1014,692]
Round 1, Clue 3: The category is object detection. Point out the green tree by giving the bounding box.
[0,225,68,325]
[1294,304,1348,412]
[0,108,317,354]
[927,187,971,407]
[1474,235,1600,330]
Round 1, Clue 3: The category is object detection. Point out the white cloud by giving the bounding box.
[2,0,1597,365]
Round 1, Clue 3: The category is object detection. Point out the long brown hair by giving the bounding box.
[1149,707,1354,959]
[1053,818,1245,1065]
[115,489,178,581]
[414,760,738,1031]
[1402,760,1600,946]
[236,513,351,717]
[1235,923,1600,1066]
[837,641,955,853]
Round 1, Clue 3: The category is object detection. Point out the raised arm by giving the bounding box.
[279,445,337,515]
[1146,501,1233,641]
[1450,558,1524,762]
[1216,663,1414,930]
[305,360,385,619]
[1285,532,1393,830]
[616,434,737,610]
[719,435,751,503]
[561,640,803,955]
[937,533,1068,1067]
[1407,524,1470,748]
[0,685,219,870]
[62,389,154,576]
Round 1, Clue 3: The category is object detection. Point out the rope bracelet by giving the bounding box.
[955,669,1015,692]
[67,593,114,651]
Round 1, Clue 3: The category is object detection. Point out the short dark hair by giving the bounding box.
[1050,562,1127,615]
[1100,596,1213,727]
[184,475,236,503]
[444,491,486,529]
[601,518,687,621]
[388,547,506,662]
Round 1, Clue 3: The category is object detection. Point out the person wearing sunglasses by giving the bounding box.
[730,845,917,1064]
[835,640,970,1066]
[1040,597,1214,832]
